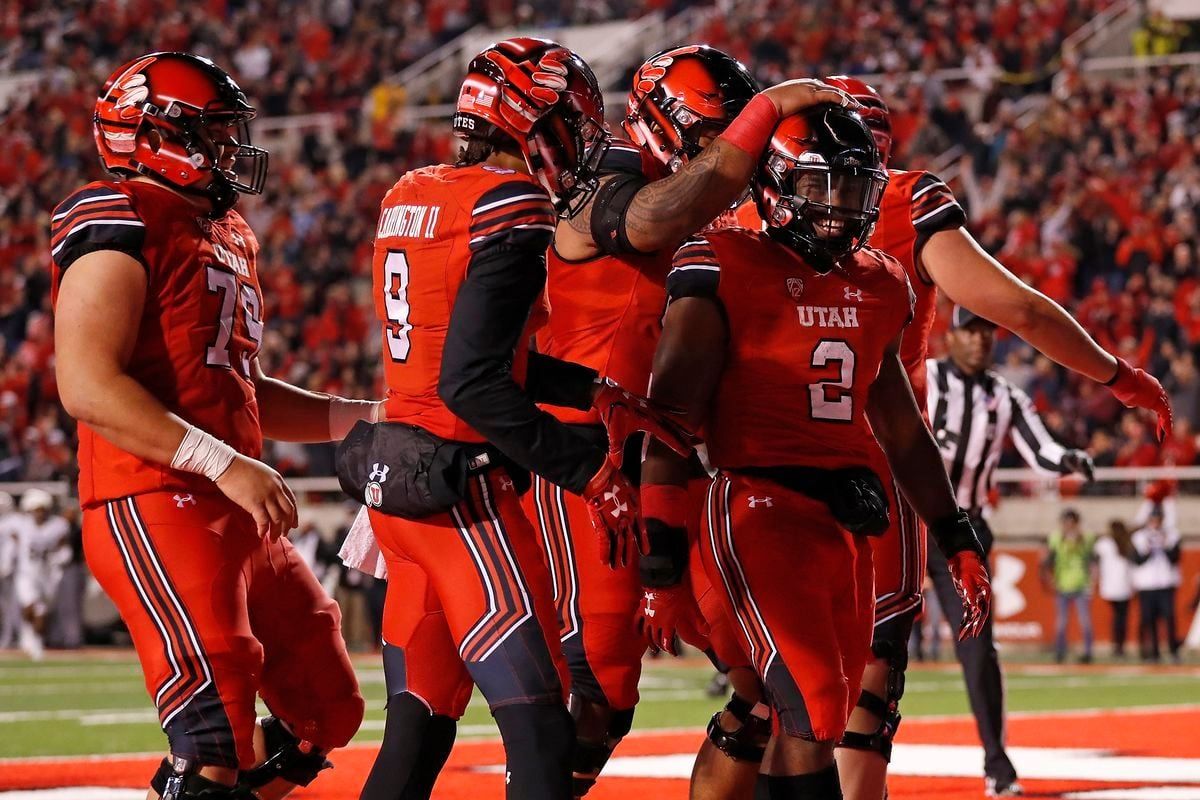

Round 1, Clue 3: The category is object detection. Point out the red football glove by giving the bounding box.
[1108,357,1172,443]
[482,48,570,134]
[948,551,992,641]
[583,454,646,569]
[593,378,698,466]
[638,584,709,656]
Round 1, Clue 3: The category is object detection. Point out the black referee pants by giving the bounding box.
[927,514,1018,786]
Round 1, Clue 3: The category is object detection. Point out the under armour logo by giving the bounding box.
[173,494,195,508]
[604,485,629,517]
[500,477,514,491]
[844,287,863,302]
[747,496,773,508]
[369,463,390,483]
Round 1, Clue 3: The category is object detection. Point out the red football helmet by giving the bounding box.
[93,52,268,214]
[454,37,608,217]
[823,75,892,166]
[753,104,889,270]
[624,45,760,173]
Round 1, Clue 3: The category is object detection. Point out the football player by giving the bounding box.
[526,44,764,797]
[734,77,1172,799]
[640,104,992,800]
[51,53,372,799]
[355,38,694,800]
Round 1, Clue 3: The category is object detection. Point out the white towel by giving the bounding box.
[338,506,388,580]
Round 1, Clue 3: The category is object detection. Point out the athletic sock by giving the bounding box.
[757,765,842,799]
[492,703,574,800]
[360,693,451,800]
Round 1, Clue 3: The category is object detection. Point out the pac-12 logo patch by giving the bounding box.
[786,277,805,301]
[365,463,390,508]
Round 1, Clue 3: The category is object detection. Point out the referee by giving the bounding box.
[925,306,1094,797]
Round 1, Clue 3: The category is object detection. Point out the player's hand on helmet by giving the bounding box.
[583,453,645,569]
[484,48,570,132]
[1107,357,1173,443]
[593,377,698,465]
[638,583,708,656]
[215,454,298,541]
[762,78,860,117]
[948,550,991,641]
[1062,449,1095,482]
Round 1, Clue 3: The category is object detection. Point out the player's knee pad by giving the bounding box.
[569,695,635,797]
[838,638,906,762]
[237,716,331,790]
[706,692,772,763]
[151,757,252,799]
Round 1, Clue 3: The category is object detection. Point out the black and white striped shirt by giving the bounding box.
[926,358,1073,512]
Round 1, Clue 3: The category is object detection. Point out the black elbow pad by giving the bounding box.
[591,172,650,257]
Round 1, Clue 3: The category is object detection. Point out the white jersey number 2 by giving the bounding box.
[809,339,856,422]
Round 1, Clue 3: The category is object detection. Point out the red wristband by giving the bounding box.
[640,484,689,529]
[718,94,781,158]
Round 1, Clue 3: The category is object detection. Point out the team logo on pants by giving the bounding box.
[747,496,773,508]
[172,494,195,508]
[366,463,390,508]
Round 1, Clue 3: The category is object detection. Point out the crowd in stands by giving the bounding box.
[1,0,1199,487]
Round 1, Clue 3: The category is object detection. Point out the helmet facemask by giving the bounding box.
[151,101,268,213]
[755,106,888,271]
[529,109,609,218]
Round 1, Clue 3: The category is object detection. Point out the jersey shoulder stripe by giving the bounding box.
[598,138,646,176]
[468,179,555,253]
[666,235,721,300]
[910,171,965,233]
[50,183,146,269]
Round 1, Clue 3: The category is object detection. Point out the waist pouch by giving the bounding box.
[335,420,528,520]
[738,464,890,536]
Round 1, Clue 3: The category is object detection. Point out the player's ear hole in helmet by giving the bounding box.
[752,104,889,272]
[452,37,610,218]
[93,52,268,216]
[624,45,760,173]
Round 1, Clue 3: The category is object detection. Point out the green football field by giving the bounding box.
[1,651,1197,760]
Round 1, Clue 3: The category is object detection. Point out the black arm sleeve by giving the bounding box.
[525,352,598,410]
[591,171,653,257]
[439,244,606,494]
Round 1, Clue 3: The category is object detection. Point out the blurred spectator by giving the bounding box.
[0,492,18,647]
[1094,518,1136,658]
[1041,509,1097,663]
[1130,502,1183,662]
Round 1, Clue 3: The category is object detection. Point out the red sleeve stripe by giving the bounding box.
[912,200,962,227]
[51,205,141,244]
[51,192,129,221]
[51,219,146,258]
[673,244,718,262]
[469,201,555,232]
[910,179,950,202]
[468,221,556,246]
[472,191,549,216]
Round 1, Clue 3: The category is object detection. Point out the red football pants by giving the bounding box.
[83,492,363,770]
[523,474,643,711]
[699,473,875,742]
[371,471,569,719]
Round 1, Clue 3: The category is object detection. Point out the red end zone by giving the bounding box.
[1,707,1197,799]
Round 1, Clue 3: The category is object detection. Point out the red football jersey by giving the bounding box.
[538,140,671,425]
[373,163,555,442]
[50,180,264,509]
[666,229,914,470]
[870,169,965,404]
[733,169,964,405]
